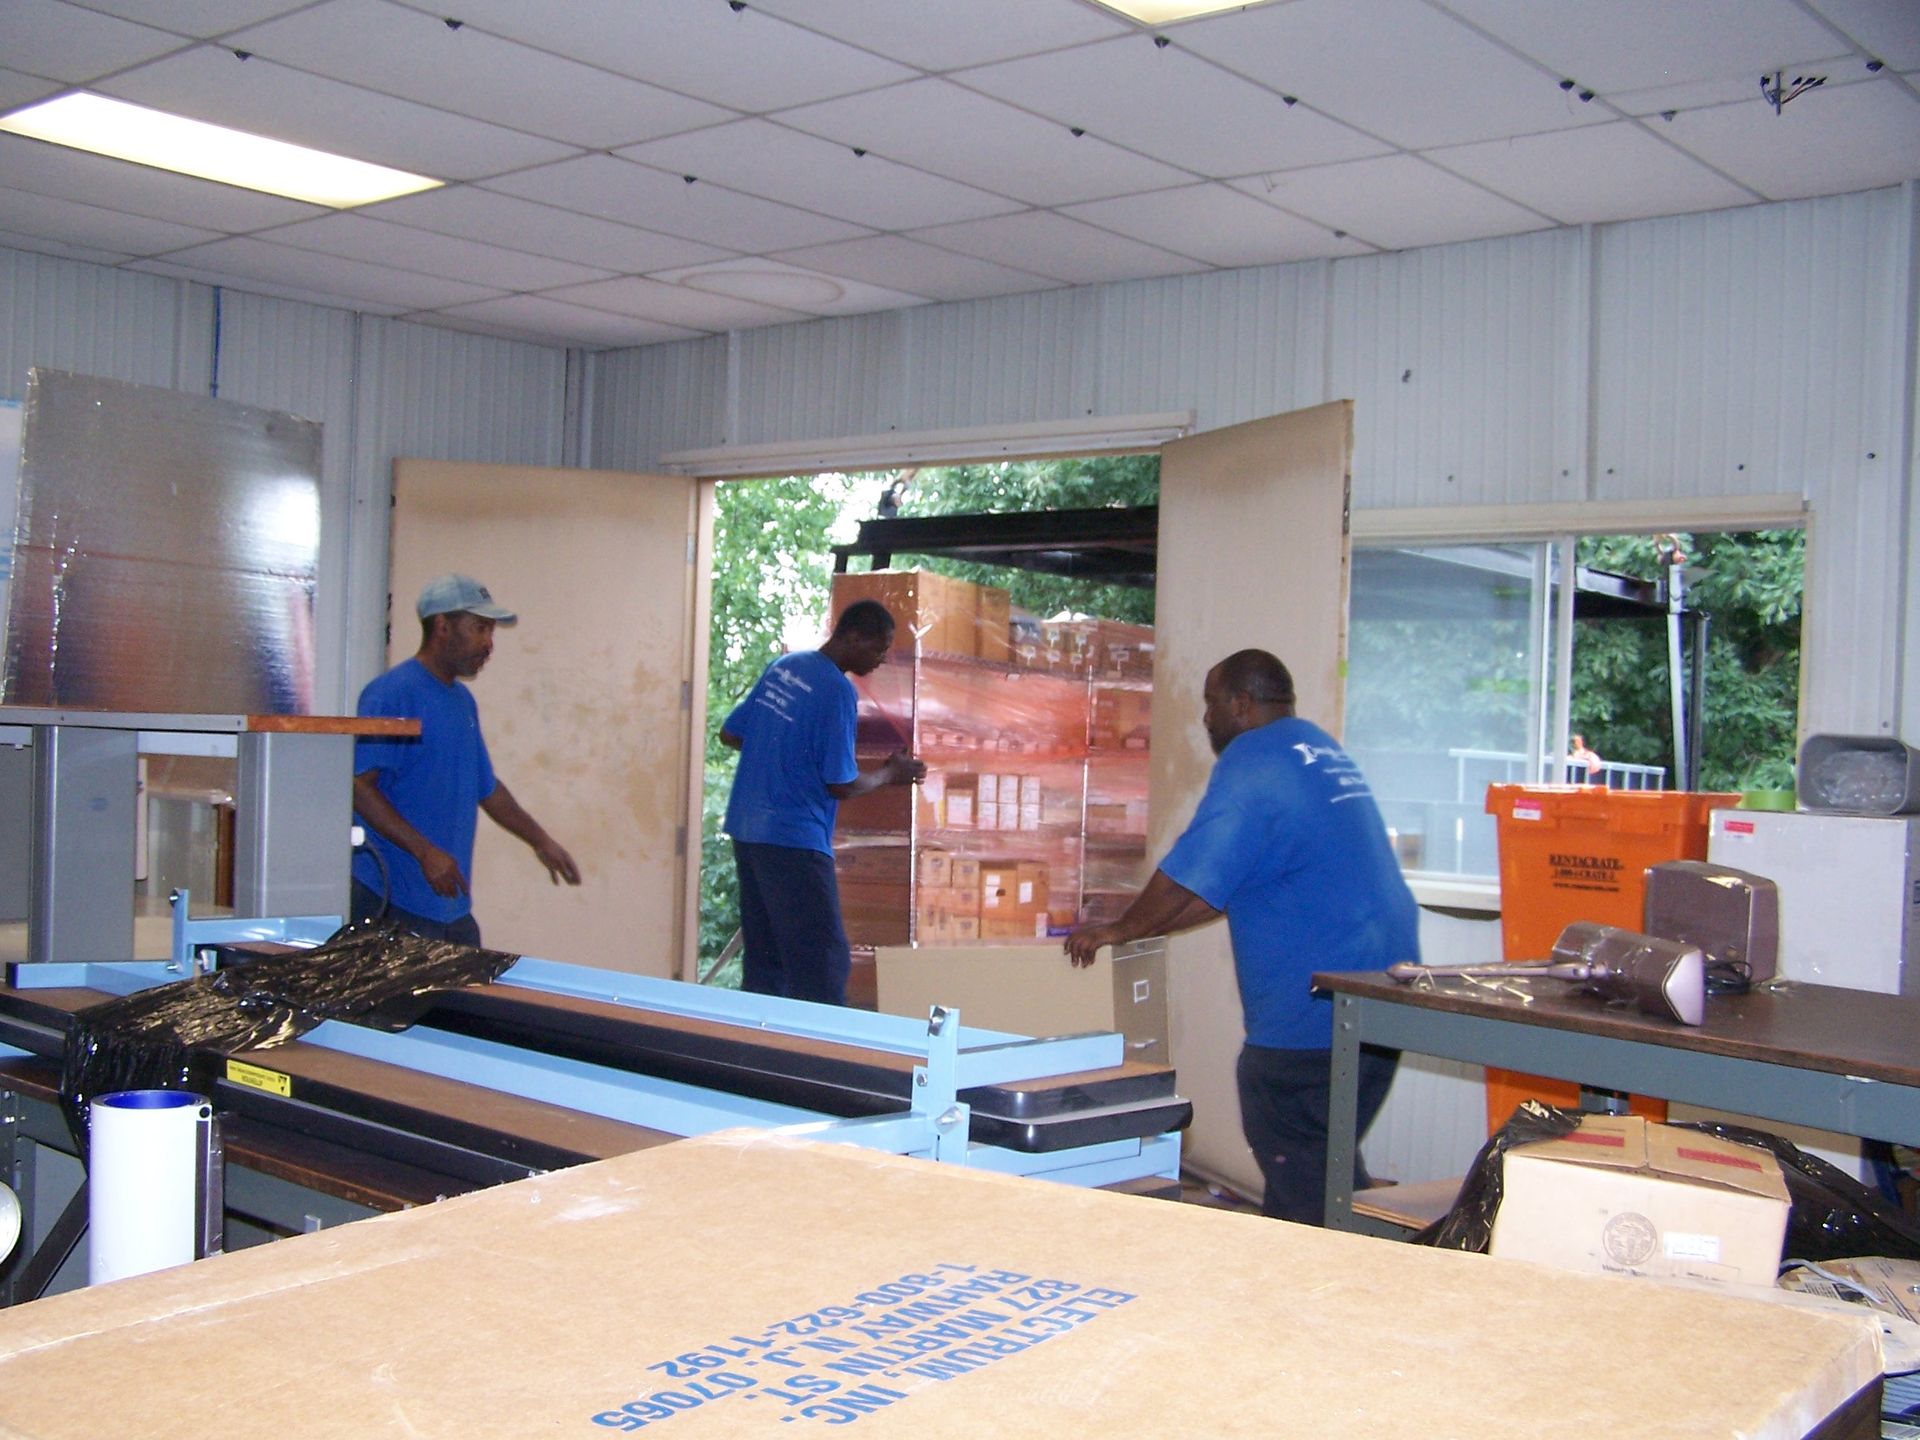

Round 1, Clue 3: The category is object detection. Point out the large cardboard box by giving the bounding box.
[831,570,980,657]
[0,1133,1878,1439]
[1490,1116,1790,1287]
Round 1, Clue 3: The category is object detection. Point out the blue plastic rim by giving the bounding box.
[96,1090,202,1110]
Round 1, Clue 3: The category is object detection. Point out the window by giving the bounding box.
[1344,525,1804,897]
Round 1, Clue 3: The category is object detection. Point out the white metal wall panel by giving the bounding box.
[1595,189,1910,736]
[732,309,905,447]
[0,249,205,402]
[1093,264,1327,435]
[900,288,1094,433]
[345,317,569,692]
[1331,229,1585,511]
[213,290,360,712]
[589,334,729,473]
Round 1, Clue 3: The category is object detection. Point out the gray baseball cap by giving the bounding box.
[416,573,518,625]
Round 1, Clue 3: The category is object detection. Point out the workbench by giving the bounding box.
[1316,969,1920,1235]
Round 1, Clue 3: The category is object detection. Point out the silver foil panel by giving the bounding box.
[2,369,321,714]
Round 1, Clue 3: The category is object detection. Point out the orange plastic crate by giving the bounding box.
[1482,785,1741,1130]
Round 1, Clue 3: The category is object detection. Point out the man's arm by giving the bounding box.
[825,749,926,800]
[1064,869,1221,968]
[352,770,469,898]
[479,781,582,886]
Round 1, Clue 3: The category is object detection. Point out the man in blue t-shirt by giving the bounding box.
[1066,648,1419,1224]
[721,599,925,1005]
[350,573,581,946]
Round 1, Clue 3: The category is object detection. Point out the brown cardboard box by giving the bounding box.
[918,849,953,889]
[976,585,1012,664]
[831,570,979,657]
[982,914,1051,940]
[0,1133,1879,1438]
[1091,688,1152,751]
[944,773,979,829]
[1489,1115,1790,1287]
[1091,619,1155,681]
[1015,861,1051,917]
[950,857,981,891]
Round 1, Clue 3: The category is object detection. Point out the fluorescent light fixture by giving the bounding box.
[0,93,442,208]
[1094,1,1261,22]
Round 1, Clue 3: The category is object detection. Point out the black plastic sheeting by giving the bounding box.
[1414,1100,1920,1265]
[59,921,516,1152]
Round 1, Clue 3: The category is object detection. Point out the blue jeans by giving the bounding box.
[350,878,482,948]
[732,840,850,1005]
[1236,1041,1398,1225]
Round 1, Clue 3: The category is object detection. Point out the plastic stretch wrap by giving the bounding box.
[59,923,515,1149]
[1416,1101,1920,1264]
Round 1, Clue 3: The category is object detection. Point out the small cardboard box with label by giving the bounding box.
[1490,1115,1789,1287]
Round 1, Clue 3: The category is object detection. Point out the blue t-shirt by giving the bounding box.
[722,651,858,856]
[351,657,497,922]
[1159,716,1420,1050]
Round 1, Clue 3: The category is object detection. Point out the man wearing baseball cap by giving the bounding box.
[349,572,581,944]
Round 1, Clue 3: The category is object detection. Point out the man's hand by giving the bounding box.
[882,750,927,786]
[535,836,582,886]
[418,844,469,898]
[1065,922,1123,968]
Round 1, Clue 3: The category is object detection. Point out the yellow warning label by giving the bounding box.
[225,1059,291,1097]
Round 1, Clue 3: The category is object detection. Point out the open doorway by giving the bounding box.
[698,454,1160,986]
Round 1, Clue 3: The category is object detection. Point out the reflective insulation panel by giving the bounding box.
[2,370,321,714]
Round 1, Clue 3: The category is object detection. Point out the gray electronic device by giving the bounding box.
[1798,734,1920,815]
[1643,859,1780,988]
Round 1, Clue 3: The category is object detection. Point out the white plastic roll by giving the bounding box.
[88,1090,209,1286]
[0,1182,18,1264]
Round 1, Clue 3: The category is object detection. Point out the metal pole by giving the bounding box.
[1666,562,1689,789]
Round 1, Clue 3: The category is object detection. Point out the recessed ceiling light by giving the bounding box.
[1094,1,1259,22]
[0,93,442,208]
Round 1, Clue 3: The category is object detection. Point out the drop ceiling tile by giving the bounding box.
[778,79,1193,207]
[1066,183,1369,267]
[258,213,614,291]
[76,1,313,39]
[618,121,1020,232]
[0,134,323,230]
[1662,77,1920,199]
[1230,154,1549,251]
[388,0,914,112]
[1439,0,1849,96]
[0,68,62,113]
[746,0,1129,70]
[910,210,1210,286]
[131,256,408,314]
[0,0,187,84]
[544,276,809,333]
[228,0,733,150]
[101,45,578,181]
[957,33,1388,177]
[428,295,708,349]
[1178,0,1603,149]
[647,257,930,319]
[774,234,1060,303]
[1430,121,1759,225]
[1608,74,1823,118]
[0,187,223,256]
[1809,0,1920,68]
[148,235,505,310]
[360,186,731,274]
[485,155,870,252]
[0,226,132,267]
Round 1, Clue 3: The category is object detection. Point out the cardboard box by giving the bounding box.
[918,849,952,888]
[944,773,978,829]
[1091,688,1152,751]
[976,585,1012,664]
[0,1132,1880,1439]
[830,570,979,657]
[1489,1116,1790,1287]
[950,856,981,890]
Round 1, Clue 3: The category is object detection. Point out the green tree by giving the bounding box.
[1573,531,1803,791]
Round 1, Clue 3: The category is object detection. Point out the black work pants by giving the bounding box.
[1236,1040,1399,1225]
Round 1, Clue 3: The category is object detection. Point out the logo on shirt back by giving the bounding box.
[1292,739,1375,802]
